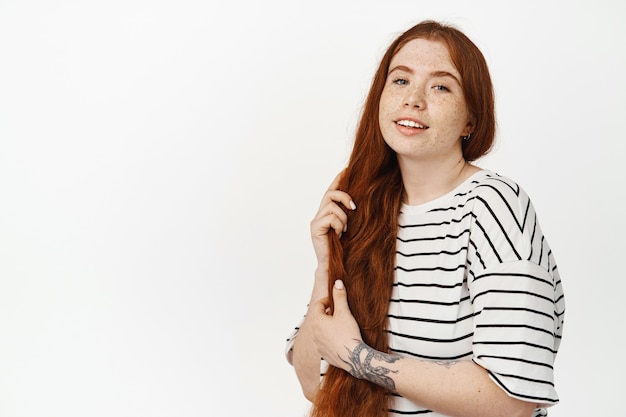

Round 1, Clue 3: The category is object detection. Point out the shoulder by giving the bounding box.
[470,170,523,198]
[467,170,532,213]
[464,171,542,266]
[464,171,541,241]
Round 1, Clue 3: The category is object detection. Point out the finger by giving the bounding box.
[317,202,349,226]
[331,280,349,313]
[311,215,345,237]
[319,189,357,212]
[319,200,350,219]
[321,169,356,212]
[311,204,349,236]
[310,296,330,316]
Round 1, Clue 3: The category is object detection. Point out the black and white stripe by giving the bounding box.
[387,170,564,416]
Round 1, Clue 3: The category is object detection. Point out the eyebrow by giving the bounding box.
[388,65,461,86]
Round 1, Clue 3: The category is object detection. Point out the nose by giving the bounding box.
[404,85,425,108]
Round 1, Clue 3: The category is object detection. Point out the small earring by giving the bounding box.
[462,133,472,141]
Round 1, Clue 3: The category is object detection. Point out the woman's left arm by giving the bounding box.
[310,280,537,417]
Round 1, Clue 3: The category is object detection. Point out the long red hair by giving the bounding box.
[310,20,496,417]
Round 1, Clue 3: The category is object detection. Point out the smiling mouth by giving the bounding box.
[395,119,429,129]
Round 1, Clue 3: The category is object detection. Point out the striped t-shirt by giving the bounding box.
[286,170,565,417]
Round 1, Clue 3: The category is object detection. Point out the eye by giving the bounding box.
[433,84,450,92]
[392,78,408,86]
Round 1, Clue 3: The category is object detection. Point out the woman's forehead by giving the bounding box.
[390,38,458,75]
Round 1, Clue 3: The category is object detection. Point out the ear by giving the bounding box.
[462,114,476,137]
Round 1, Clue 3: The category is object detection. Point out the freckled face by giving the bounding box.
[378,38,474,163]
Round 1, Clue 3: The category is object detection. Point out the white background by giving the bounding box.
[0,1,624,416]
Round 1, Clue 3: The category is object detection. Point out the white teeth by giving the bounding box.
[397,120,425,128]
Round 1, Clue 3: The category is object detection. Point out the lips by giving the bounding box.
[394,118,429,130]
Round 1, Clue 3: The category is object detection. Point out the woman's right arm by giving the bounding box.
[291,172,355,401]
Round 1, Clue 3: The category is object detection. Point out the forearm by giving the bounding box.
[344,340,536,417]
[291,267,329,401]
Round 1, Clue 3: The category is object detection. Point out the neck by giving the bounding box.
[398,154,478,206]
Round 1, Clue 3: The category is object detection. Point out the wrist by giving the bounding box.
[314,264,329,281]
[344,340,401,392]
[308,268,329,304]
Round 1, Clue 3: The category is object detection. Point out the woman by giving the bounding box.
[286,20,565,417]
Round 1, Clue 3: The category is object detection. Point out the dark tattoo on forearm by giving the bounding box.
[340,340,400,391]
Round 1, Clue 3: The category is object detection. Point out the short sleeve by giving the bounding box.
[466,174,565,406]
[469,260,562,405]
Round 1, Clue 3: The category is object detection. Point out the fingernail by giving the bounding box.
[349,200,356,210]
[335,280,344,290]
[343,224,347,233]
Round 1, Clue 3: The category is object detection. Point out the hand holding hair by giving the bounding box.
[310,280,364,374]
[310,171,356,267]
